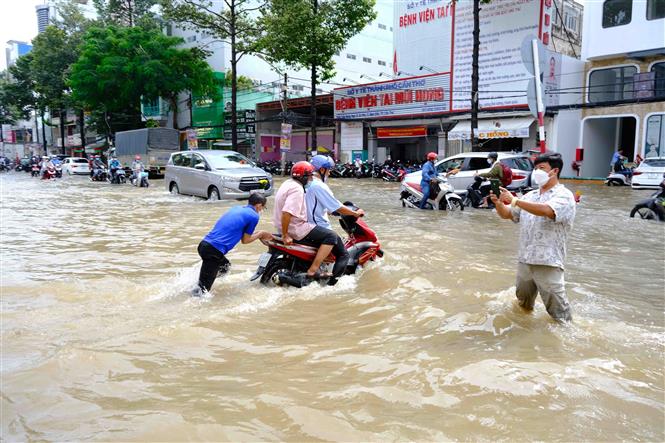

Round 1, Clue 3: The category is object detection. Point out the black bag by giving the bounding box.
[429,180,441,198]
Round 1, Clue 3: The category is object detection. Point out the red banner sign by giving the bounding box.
[377,126,427,138]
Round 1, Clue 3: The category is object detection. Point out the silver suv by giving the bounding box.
[165,150,273,200]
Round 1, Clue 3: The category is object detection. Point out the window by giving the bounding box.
[647,0,665,20]
[602,0,632,27]
[436,158,463,173]
[172,153,191,167]
[564,12,578,32]
[363,57,372,63]
[316,88,323,94]
[465,157,491,171]
[378,23,387,30]
[644,114,664,158]
[346,53,356,60]
[588,66,637,103]
[390,27,393,32]
[190,154,206,169]
[378,60,386,66]
[652,62,665,98]
[292,84,304,92]
[186,35,197,42]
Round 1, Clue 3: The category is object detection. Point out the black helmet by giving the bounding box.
[488,152,498,160]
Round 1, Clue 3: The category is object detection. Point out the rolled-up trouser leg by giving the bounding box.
[197,240,230,292]
[515,262,538,311]
[531,264,572,322]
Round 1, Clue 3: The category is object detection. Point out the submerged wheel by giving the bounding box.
[446,198,464,211]
[630,204,657,220]
[169,182,179,194]
[261,258,291,286]
[208,186,220,200]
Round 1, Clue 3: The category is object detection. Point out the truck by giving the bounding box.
[112,128,180,176]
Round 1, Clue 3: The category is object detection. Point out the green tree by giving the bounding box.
[29,26,81,151]
[93,0,159,27]
[161,0,262,148]
[258,0,376,152]
[224,70,254,90]
[5,55,37,121]
[69,25,218,134]
[0,76,20,126]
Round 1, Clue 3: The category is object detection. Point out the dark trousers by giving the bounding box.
[300,226,350,278]
[197,241,230,292]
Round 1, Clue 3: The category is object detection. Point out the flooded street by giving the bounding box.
[1,172,664,441]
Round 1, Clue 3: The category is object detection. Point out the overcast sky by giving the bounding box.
[0,0,44,71]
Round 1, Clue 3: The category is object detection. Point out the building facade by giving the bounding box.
[575,0,665,178]
[551,0,584,59]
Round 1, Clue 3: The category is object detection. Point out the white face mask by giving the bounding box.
[532,169,551,188]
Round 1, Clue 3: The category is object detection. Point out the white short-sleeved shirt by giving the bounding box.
[305,177,342,230]
[511,183,576,269]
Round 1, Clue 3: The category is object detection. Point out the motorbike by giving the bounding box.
[42,165,56,180]
[131,171,150,187]
[250,202,383,288]
[110,168,127,184]
[91,166,108,182]
[400,177,464,211]
[630,176,665,221]
[54,164,63,178]
[31,164,40,177]
[606,171,632,186]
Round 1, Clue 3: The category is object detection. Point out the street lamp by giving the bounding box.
[419,65,438,73]
[397,70,414,77]
[360,74,378,82]
[342,77,359,85]
[379,72,395,79]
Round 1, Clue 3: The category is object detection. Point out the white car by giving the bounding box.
[402,152,534,194]
[62,157,91,175]
[632,157,665,190]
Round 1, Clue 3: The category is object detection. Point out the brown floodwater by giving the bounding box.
[1,172,664,441]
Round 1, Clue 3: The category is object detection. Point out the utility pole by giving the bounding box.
[59,109,66,155]
[281,73,288,176]
[79,109,86,156]
[470,0,480,152]
[310,0,318,158]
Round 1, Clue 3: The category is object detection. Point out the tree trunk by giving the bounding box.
[471,0,480,151]
[310,0,318,158]
[41,109,47,152]
[127,0,134,27]
[170,97,179,130]
[230,0,238,150]
[79,109,86,155]
[60,109,66,155]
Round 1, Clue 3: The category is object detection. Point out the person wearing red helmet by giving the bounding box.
[272,160,342,281]
[419,152,439,209]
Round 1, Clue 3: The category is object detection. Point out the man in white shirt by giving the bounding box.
[490,152,576,322]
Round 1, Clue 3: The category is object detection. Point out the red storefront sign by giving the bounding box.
[377,126,427,138]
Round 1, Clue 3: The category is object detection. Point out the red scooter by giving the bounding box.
[42,165,56,180]
[250,202,383,287]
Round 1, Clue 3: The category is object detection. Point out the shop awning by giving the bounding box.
[447,117,534,140]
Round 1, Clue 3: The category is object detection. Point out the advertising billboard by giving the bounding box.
[333,0,554,120]
[192,72,225,139]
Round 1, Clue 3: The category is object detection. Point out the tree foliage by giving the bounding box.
[69,25,218,132]
[225,70,254,90]
[5,54,38,121]
[258,0,376,81]
[93,0,160,27]
[161,0,262,145]
[258,0,375,149]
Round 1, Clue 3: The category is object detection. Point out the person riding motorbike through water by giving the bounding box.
[39,156,52,178]
[305,155,362,282]
[476,152,503,208]
[91,155,106,180]
[131,155,145,185]
[50,155,61,167]
[109,156,122,183]
[419,152,439,209]
[272,161,348,283]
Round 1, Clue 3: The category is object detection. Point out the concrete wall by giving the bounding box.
[550,109,582,177]
[581,117,619,178]
[582,0,665,60]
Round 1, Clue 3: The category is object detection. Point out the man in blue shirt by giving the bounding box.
[195,193,272,294]
[305,155,362,282]
[419,152,439,209]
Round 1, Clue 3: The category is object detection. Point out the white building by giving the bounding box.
[574,0,665,178]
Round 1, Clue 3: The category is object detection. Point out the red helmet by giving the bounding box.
[135,155,141,160]
[291,161,315,179]
[427,152,438,161]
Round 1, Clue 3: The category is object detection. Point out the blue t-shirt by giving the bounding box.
[203,205,259,254]
[421,161,437,184]
[305,177,342,230]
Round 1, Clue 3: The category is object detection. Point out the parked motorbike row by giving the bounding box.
[255,161,293,176]
[328,160,422,181]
